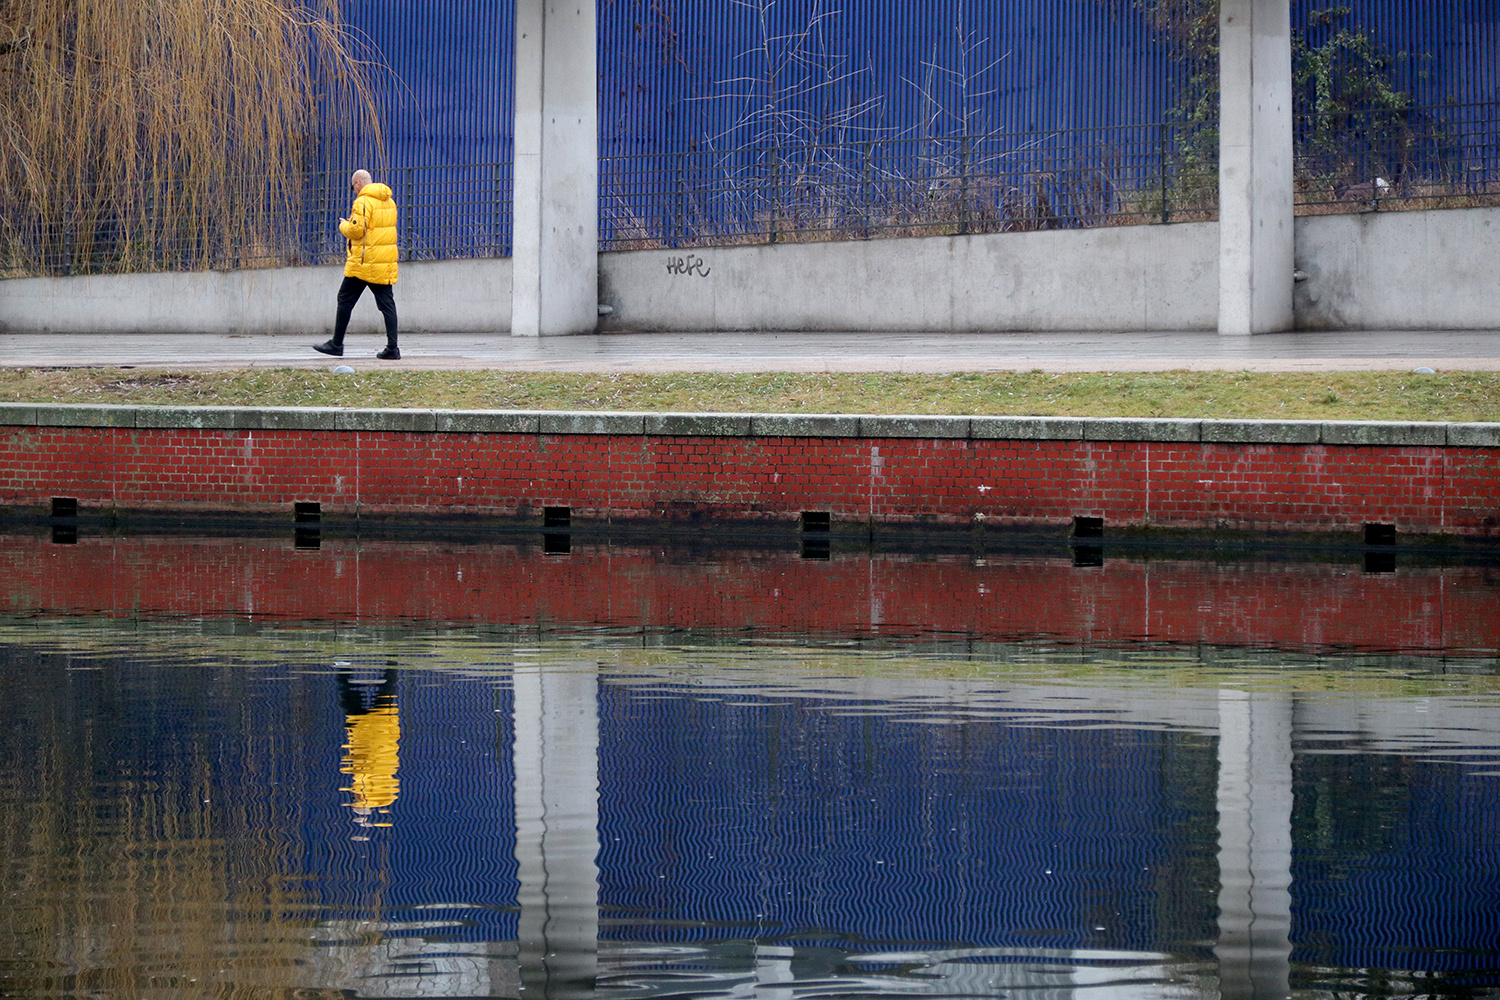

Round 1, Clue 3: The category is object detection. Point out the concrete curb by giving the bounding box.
[0,403,1494,447]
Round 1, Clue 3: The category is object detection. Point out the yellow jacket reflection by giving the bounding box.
[339,671,401,824]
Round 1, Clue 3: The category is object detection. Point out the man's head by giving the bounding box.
[350,169,372,193]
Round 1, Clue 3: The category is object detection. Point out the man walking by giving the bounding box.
[315,169,401,360]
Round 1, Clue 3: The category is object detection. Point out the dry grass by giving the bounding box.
[3,367,1498,423]
[1295,188,1500,216]
[0,0,380,276]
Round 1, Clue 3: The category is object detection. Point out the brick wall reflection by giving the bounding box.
[5,534,1497,653]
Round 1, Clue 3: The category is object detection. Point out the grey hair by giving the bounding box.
[350,169,372,190]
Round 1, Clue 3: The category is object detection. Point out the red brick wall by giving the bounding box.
[5,534,1498,654]
[2,426,1498,534]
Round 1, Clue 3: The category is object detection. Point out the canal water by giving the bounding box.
[1,531,1497,999]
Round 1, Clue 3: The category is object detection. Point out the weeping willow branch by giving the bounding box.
[0,0,382,275]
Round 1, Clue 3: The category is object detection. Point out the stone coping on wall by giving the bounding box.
[1,403,1497,448]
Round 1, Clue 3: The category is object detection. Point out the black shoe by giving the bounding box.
[377,345,401,361]
[313,340,343,357]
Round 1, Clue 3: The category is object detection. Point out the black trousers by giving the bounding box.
[333,276,398,346]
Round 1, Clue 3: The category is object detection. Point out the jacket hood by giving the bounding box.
[359,183,393,201]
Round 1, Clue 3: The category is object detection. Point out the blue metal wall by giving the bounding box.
[337,0,1497,168]
[1295,0,1500,107]
[338,0,514,168]
[318,1,516,260]
[595,0,1201,157]
[326,0,1500,256]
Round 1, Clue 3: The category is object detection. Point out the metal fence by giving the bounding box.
[0,176,308,278]
[346,2,1498,204]
[0,161,513,278]
[601,102,1500,250]
[5,102,1500,277]
[366,162,514,261]
[600,122,1220,250]
[1294,101,1500,213]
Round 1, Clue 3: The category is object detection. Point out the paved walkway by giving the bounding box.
[3,329,1499,372]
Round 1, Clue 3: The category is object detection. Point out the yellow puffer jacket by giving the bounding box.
[340,182,399,284]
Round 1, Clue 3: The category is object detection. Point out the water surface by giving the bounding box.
[1,533,1497,999]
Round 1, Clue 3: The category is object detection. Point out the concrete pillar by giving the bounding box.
[512,0,598,337]
[513,662,599,999]
[1218,0,1295,336]
[1215,690,1294,1000]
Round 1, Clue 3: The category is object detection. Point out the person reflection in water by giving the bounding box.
[338,668,401,837]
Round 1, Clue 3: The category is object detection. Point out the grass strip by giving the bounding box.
[2,368,1498,423]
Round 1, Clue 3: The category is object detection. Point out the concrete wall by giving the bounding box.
[600,223,1220,333]
[1295,206,1500,331]
[3,206,1498,335]
[0,258,512,336]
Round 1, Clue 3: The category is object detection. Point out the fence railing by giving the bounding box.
[1294,101,1500,213]
[2,103,1497,277]
[0,161,514,278]
[600,123,1220,251]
